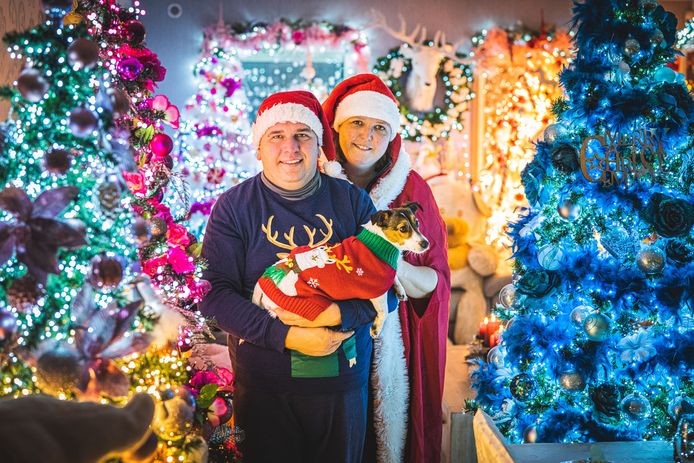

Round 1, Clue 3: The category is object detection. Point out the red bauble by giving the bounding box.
[124,20,146,44]
[149,133,173,158]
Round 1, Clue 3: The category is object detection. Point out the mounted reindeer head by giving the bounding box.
[371,11,469,113]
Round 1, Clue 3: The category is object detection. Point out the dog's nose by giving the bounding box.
[420,240,429,250]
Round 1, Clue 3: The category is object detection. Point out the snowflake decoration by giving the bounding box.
[307,278,320,288]
[356,268,364,276]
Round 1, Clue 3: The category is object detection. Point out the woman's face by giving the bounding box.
[337,116,392,170]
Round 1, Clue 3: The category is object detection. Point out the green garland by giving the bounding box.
[373,44,474,142]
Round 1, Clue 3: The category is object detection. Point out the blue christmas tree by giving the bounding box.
[472,0,693,443]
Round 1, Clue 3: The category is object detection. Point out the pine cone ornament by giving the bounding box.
[591,383,621,419]
[149,216,168,238]
[97,181,121,211]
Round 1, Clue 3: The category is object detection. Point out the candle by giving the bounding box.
[479,316,489,342]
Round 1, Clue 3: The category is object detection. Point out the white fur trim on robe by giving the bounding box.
[368,148,411,210]
[371,306,409,463]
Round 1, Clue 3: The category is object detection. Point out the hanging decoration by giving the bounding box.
[471,25,572,254]
[371,13,473,142]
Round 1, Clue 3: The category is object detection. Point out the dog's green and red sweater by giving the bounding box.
[258,228,400,320]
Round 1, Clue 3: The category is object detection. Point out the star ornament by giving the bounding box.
[0,186,87,284]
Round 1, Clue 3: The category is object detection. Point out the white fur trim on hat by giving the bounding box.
[333,91,401,141]
[252,102,323,148]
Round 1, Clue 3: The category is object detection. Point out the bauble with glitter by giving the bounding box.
[559,371,586,391]
[636,246,665,275]
[621,393,651,421]
[624,38,640,57]
[67,38,100,70]
[583,313,610,341]
[543,123,566,144]
[510,373,536,402]
[152,386,196,441]
[69,107,98,138]
[16,68,49,103]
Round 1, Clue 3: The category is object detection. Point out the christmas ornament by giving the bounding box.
[69,107,98,138]
[97,180,121,211]
[669,396,684,419]
[557,196,581,222]
[109,88,130,117]
[150,133,174,158]
[650,29,665,47]
[6,275,43,312]
[616,61,630,82]
[636,246,665,274]
[498,284,517,308]
[149,216,168,238]
[510,373,536,402]
[621,393,651,421]
[583,313,610,341]
[35,345,85,396]
[0,308,18,343]
[543,123,566,144]
[206,167,226,185]
[153,386,196,441]
[67,38,100,70]
[487,346,506,368]
[559,370,586,391]
[44,148,71,175]
[591,383,621,419]
[523,425,538,443]
[133,218,151,243]
[124,20,146,45]
[88,254,124,289]
[570,305,593,325]
[639,0,658,11]
[551,145,580,173]
[537,244,564,271]
[16,68,49,103]
[624,38,640,57]
[673,411,694,463]
[600,225,635,258]
[41,0,72,18]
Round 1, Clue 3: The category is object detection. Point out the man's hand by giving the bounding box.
[285,326,353,356]
[274,303,342,328]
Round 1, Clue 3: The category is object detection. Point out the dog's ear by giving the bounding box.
[404,202,422,214]
[370,210,392,227]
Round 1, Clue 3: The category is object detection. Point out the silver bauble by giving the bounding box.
[583,313,610,341]
[636,247,665,275]
[543,123,566,144]
[650,29,664,48]
[498,284,517,308]
[570,305,593,326]
[559,371,586,391]
[67,38,100,70]
[16,68,49,103]
[68,107,98,138]
[152,386,196,441]
[487,346,506,368]
[557,196,581,222]
[624,38,640,57]
[621,393,651,421]
[537,244,564,271]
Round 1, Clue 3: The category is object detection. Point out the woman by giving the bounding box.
[322,74,451,463]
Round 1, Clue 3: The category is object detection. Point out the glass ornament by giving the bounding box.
[570,305,593,325]
[636,246,665,274]
[498,284,517,308]
[583,313,610,341]
[510,373,536,402]
[620,392,651,421]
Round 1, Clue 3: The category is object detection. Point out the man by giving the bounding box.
[199,91,384,463]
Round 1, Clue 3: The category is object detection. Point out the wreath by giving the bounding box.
[373,44,474,142]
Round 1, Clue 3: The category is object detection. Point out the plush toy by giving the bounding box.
[0,393,157,463]
[444,216,503,344]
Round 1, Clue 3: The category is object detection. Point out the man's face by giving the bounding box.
[258,122,320,190]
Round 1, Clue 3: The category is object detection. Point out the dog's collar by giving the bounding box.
[356,228,400,270]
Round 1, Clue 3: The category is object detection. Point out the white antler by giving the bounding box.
[369,9,422,46]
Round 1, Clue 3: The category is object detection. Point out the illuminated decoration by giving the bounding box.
[676,17,694,89]
[173,15,369,238]
[373,45,473,142]
[0,2,234,461]
[677,18,694,49]
[471,25,572,253]
[471,0,693,445]
[579,129,666,186]
[206,17,369,110]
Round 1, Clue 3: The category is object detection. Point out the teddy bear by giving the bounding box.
[444,216,511,345]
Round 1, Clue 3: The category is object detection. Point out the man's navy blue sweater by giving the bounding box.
[199,173,379,393]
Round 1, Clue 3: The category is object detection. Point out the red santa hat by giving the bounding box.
[322,74,403,178]
[252,90,335,160]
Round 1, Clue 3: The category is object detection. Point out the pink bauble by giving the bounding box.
[149,133,173,157]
